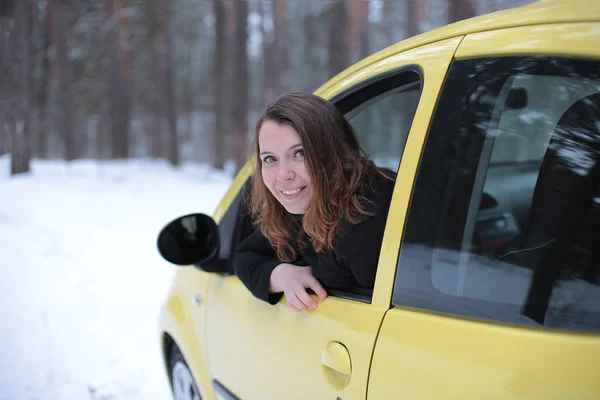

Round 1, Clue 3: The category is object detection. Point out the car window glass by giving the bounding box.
[346,82,420,171]
[395,56,600,333]
[326,70,421,301]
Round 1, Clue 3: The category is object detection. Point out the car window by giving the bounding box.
[325,68,422,301]
[209,181,254,274]
[394,56,600,333]
[333,68,421,172]
[346,81,420,171]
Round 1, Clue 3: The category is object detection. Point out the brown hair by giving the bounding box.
[250,92,390,262]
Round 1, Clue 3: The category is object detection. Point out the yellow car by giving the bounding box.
[157,1,600,399]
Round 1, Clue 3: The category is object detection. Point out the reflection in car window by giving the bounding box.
[394,56,600,333]
[347,82,420,171]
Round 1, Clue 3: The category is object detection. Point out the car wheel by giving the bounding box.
[169,345,202,400]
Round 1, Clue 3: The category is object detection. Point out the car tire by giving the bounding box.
[168,345,202,400]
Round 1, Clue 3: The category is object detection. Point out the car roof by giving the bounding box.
[317,0,600,94]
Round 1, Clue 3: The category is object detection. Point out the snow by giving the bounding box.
[0,156,232,400]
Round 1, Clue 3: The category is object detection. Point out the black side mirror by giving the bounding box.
[157,213,220,266]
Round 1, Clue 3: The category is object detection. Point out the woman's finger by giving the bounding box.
[286,292,304,312]
[306,276,328,300]
[296,287,318,309]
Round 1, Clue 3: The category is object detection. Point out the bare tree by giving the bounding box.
[328,0,348,79]
[162,3,179,167]
[405,0,424,38]
[145,0,179,166]
[448,0,477,23]
[35,2,52,159]
[212,0,228,170]
[231,0,249,172]
[261,0,289,104]
[349,0,370,63]
[102,0,132,159]
[303,1,320,91]
[0,0,32,174]
[50,0,76,161]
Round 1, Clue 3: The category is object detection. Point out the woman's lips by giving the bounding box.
[280,186,306,200]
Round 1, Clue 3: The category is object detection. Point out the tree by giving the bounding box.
[146,0,179,166]
[348,0,370,64]
[405,0,425,38]
[212,0,228,170]
[261,0,290,104]
[449,0,477,23]
[102,0,133,159]
[50,0,77,161]
[327,0,349,79]
[230,0,250,172]
[35,2,52,159]
[0,0,32,174]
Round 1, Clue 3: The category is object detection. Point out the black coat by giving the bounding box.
[233,170,396,304]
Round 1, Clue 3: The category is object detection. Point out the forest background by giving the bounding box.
[1,0,532,177]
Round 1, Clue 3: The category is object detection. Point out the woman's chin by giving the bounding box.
[282,204,307,215]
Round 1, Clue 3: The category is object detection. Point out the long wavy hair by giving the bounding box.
[250,92,390,262]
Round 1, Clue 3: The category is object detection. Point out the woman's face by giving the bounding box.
[258,120,313,214]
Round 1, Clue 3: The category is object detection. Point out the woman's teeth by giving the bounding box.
[282,188,301,195]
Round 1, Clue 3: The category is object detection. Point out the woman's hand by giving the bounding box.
[270,263,327,312]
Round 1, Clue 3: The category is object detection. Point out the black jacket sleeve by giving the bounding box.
[233,228,284,305]
[334,175,395,288]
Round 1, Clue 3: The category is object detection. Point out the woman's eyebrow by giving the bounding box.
[260,143,302,156]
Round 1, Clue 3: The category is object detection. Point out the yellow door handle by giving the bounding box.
[321,341,352,376]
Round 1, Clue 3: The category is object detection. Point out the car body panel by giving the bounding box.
[455,22,600,60]
[212,161,253,224]
[367,21,600,400]
[202,38,462,400]
[368,309,600,399]
[158,268,215,400]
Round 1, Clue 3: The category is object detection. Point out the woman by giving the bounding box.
[233,92,396,312]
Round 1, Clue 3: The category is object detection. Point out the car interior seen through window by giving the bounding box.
[396,56,600,333]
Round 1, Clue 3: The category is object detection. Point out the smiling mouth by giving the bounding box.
[280,186,306,196]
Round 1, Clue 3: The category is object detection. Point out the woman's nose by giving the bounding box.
[277,164,295,182]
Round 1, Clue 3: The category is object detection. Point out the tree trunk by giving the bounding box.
[51,0,76,161]
[155,1,179,167]
[349,0,370,63]
[260,0,276,104]
[274,0,289,93]
[36,3,52,159]
[230,0,249,172]
[1,0,32,174]
[327,0,348,79]
[448,0,477,23]
[103,0,132,159]
[261,0,288,103]
[304,1,318,91]
[405,0,420,38]
[212,0,227,170]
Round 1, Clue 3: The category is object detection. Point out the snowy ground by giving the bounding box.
[0,156,232,400]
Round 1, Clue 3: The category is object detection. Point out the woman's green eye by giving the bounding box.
[263,155,276,163]
[294,149,305,158]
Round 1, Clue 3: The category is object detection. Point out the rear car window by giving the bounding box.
[394,56,600,333]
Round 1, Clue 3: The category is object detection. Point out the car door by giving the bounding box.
[368,23,600,399]
[203,37,463,400]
